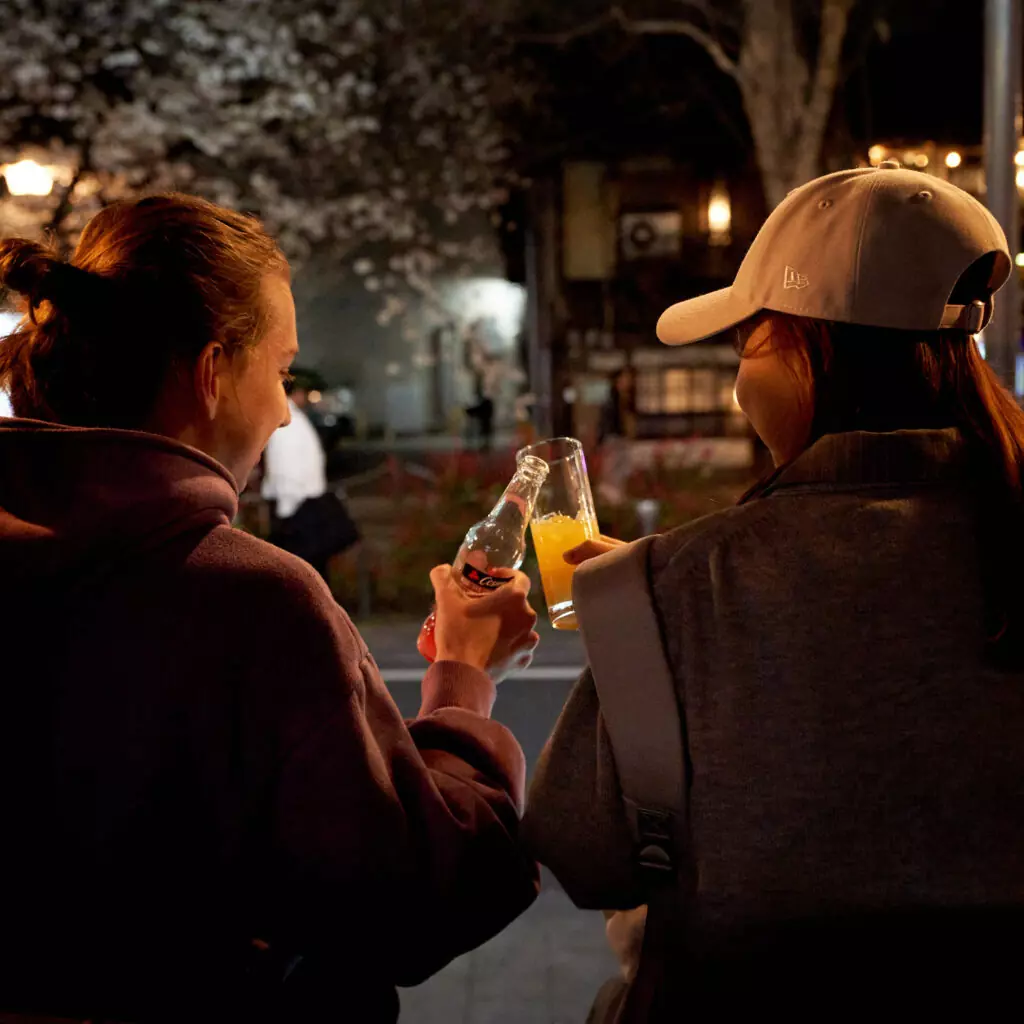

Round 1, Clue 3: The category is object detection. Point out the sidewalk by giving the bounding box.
[399,873,617,1024]
[381,652,617,1024]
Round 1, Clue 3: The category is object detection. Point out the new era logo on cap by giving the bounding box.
[784,265,809,290]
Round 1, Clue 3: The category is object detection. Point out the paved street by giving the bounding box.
[373,622,618,1024]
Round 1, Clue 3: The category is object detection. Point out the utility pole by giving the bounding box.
[524,180,556,439]
[984,0,1022,391]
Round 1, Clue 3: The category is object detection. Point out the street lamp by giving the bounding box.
[707,184,731,246]
[1,159,55,197]
[945,151,963,169]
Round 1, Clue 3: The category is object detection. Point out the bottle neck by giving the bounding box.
[492,456,547,523]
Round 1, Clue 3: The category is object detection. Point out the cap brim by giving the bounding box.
[656,287,760,346]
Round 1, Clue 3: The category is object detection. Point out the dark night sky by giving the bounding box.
[852,0,987,145]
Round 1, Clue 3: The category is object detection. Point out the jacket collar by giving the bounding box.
[749,429,970,499]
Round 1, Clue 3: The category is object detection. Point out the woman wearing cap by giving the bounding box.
[0,195,540,1022]
[524,164,1024,1016]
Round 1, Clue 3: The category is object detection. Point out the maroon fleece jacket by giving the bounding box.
[0,419,538,1022]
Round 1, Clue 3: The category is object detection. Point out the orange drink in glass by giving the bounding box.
[516,437,599,631]
[529,511,599,630]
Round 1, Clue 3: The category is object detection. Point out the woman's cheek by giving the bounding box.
[734,357,813,464]
[734,361,763,432]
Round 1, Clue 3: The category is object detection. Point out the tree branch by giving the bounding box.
[616,10,740,79]
[521,5,740,81]
[519,8,621,47]
[668,0,741,36]
[798,0,854,145]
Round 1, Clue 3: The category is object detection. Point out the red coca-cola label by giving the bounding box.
[461,564,514,590]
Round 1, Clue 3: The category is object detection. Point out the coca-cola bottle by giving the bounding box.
[417,454,549,662]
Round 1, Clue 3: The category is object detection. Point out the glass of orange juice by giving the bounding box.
[516,437,598,630]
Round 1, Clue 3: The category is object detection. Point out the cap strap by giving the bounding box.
[940,299,988,334]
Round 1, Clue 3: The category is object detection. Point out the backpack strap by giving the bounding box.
[572,536,688,885]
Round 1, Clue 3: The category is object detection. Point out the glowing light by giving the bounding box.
[2,159,54,197]
[1016,150,1024,167]
[439,277,527,348]
[308,389,322,404]
[868,145,886,165]
[708,196,731,233]
[913,153,929,168]
[1017,169,1024,190]
[707,184,731,245]
[945,151,962,169]
[1016,253,1024,268]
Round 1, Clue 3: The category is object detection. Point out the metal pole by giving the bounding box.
[525,181,554,439]
[984,0,1022,391]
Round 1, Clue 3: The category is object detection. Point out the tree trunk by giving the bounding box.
[738,0,853,209]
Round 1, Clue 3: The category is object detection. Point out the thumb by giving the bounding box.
[430,564,453,594]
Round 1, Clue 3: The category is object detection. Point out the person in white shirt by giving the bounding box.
[262,383,358,581]
[263,387,327,518]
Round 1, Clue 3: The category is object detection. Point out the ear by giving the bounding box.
[192,341,227,420]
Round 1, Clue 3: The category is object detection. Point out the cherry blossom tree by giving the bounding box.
[0,0,517,286]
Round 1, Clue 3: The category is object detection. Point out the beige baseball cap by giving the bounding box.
[657,163,1012,345]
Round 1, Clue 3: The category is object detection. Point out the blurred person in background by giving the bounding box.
[262,375,358,583]
[526,165,1024,1018]
[0,194,540,1023]
[465,367,496,451]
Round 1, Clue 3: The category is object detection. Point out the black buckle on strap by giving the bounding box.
[634,808,676,882]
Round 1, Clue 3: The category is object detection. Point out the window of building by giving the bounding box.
[636,367,738,415]
[635,370,663,414]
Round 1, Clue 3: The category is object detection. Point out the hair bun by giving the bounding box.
[0,238,62,303]
[0,238,111,321]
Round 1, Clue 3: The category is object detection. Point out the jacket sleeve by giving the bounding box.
[521,669,644,911]
[233,566,539,987]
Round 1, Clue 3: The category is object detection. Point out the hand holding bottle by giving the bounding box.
[430,564,540,682]
[417,454,549,664]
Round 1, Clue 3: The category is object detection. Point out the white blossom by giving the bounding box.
[0,0,514,299]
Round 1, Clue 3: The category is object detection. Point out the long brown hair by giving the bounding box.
[743,254,1024,669]
[0,193,287,430]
